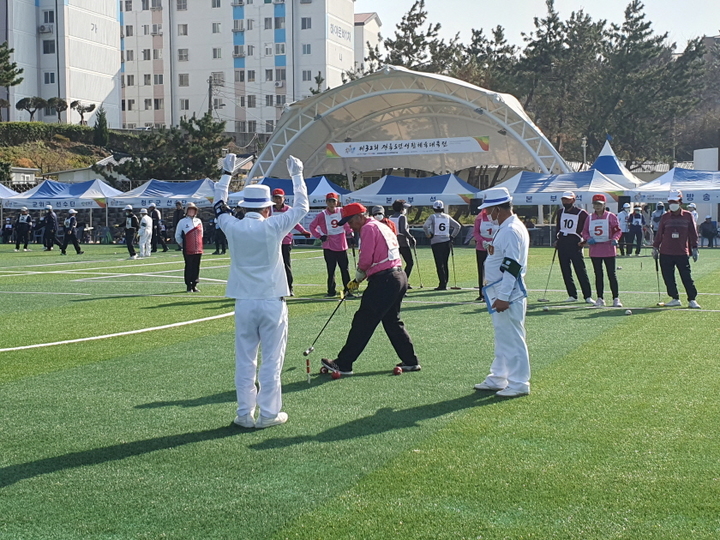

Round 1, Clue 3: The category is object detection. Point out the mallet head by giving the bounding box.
[303,346,314,356]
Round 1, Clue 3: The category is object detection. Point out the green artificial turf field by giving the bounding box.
[1,242,719,539]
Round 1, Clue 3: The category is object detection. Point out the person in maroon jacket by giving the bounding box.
[652,190,700,308]
[555,191,594,303]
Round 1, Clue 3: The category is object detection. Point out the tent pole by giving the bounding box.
[343,162,355,191]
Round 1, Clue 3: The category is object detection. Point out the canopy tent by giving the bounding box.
[343,174,479,207]
[108,178,216,208]
[2,179,122,209]
[627,168,720,203]
[228,176,350,207]
[249,65,570,188]
[0,184,18,199]
[493,170,628,205]
[590,141,643,189]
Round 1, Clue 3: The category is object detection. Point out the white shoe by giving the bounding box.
[24,248,30,252]
[496,387,530,398]
[127,255,138,260]
[594,298,606,307]
[565,297,578,302]
[256,412,288,428]
[612,298,623,308]
[688,300,701,309]
[585,297,595,304]
[665,299,682,307]
[14,249,18,252]
[233,413,255,428]
[474,381,506,391]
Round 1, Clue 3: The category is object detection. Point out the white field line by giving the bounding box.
[0,312,235,353]
[0,290,91,296]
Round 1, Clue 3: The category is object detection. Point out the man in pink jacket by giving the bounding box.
[308,192,354,297]
[581,194,623,307]
[272,188,311,296]
[472,207,495,302]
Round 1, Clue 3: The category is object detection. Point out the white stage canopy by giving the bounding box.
[627,167,720,203]
[343,174,479,207]
[493,170,628,205]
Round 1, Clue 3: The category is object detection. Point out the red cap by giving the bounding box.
[272,188,285,196]
[326,192,339,201]
[592,194,606,203]
[338,202,366,225]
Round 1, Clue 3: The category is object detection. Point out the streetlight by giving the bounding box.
[581,136,588,170]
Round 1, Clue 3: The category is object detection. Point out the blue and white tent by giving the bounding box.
[343,174,479,207]
[590,141,643,189]
[229,176,350,207]
[108,178,215,208]
[493,170,628,205]
[2,179,122,209]
[0,183,18,200]
[627,168,720,203]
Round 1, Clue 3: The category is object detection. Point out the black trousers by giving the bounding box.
[151,227,167,251]
[44,232,62,250]
[590,256,619,300]
[475,249,488,289]
[659,254,697,301]
[431,241,451,288]
[627,228,643,255]
[323,249,350,295]
[15,228,30,250]
[619,232,630,255]
[336,268,418,370]
[61,232,82,254]
[215,229,227,253]
[183,253,202,290]
[557,235,592,299]
[281,243,293,291]
[399,245,414,279]
[701,234,715,248]
[125,230,136,256]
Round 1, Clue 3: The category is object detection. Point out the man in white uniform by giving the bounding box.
[474,187,531,398]
[138,208,153,258]
[214,154,308,429]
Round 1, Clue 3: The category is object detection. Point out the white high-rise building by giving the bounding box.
[119,0,379,143]
[0,0,122,126]
[354,12,381,72]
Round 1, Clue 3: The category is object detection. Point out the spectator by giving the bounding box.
[172,201,184,250]
[617,203,631,256]
[698,216,717,248]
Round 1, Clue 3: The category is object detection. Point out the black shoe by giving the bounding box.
[220,251,226,254]
[325,292,337,298]
[212,251,220,255]
[396,362,421,372]
[151,249,157,253]
[344,292,357,299]
[162,248,169,252]
[434,286,447,291]
[77,251,84,255]
[476,295,485,302]
[407,284,413,290]
[61,251,67,255]
[191,287,200,293]
[321,358,353,375]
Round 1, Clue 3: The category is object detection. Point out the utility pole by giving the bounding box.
[581,136,587,170]
[208,76,213,115]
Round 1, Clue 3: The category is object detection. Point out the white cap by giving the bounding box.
[705,215,712,219]
[238,184,273,208]
[20,206,28,211]
[124,205,133,211]
[148,202,156,207]
[432,200,444,210]
[623,203,630,208]
[69,209,77,214]
[687,203,696,208]
[479,187,513,210]
[668,189,683,201]
[561,191,576,199]
[140,208,148,214]
[45,204,53,210]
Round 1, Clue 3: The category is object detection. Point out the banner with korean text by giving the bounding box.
[326,136,490,159]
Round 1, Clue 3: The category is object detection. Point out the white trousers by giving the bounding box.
[485,298,531,392]
[234,298,288,418]
[139,231,152,257]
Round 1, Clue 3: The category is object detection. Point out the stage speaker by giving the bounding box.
[470,198,483,215]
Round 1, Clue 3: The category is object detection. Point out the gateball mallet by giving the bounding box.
[449,241,462,290]
[411,243,424,288]
[538,247,558,303]
[654,254,664,306]
[302,295,347,361]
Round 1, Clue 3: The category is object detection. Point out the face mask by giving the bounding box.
[562,202,573,210]
[669,203,680,212]
[373,215,383,221]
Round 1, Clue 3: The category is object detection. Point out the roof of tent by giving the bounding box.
[228,176,350,207]
[2,179,122,209]
[108,178,215,208]
[590,141,643,188]
[0,184,18,199]
[627,167,720,202]
[249,65,570,183]
[493,170,628,205]
[343,174,479,207]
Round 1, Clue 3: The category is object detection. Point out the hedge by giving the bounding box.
[0,122,139,150]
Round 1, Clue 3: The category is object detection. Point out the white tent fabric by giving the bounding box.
[228,176,350,207]
[2,179,122,209]
[627,167,720,203]
[343,174,479,207]
[590,141,644,188]
[108,178,216,208]
[493,170,628,205]
[0,184,18,200]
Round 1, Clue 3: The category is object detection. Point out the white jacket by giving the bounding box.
[217,175,309,299]
[139,215,153,237]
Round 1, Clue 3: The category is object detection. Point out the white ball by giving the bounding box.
[625,309,632,315]
[542,306,549,312]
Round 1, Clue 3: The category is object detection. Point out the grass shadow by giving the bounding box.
[135,390,236,409]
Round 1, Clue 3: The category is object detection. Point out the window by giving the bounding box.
[247,95,256,108]
[177,0,187,9]
[236,121,246,132]
[212,48,222,59]
[144,99,152,110]
[275,94,286,106]
[126,49,134,61]
[274,17,285,29]
[302,70,311,81]
[212,0,221,6]
[142,49,151,60]
[125,0,133,10]
[178,48,188,61]
[264,43,273,56]
[301,17,311,30]
[127,74,135,86]
[154,74,164,85]
[211,72,225,85]
[239,96,245,107]
[212,23,221,33]
[247,45,255,56]
[145,122,154,128]
[126,123,136,129]
[125,25,134,36]
[275,43,285,55]
[127,99,135,111]
[151,0,162,8]
[302,43,311,55]
[246,19,254,30]
[178,73,189,86]
[142,0,149,9]
[44,72,55,84]
[265,69,273,81]
[43,11,55,23]
[266,120,274,132]
[180,99,190,110]
[154,99,164,110]
[152,24,162,35]
[276,68,286,80]
[235,70,244,82]
[213,98,223,109]
[233,45,245,57]
[264,18,272,30]
[178,24,188,36]
[144,74,152,85]
[121,100,126,111]
[43,40,55,54]
[233,20,244,32]
[142,25,150,35]
[153,49,162,60]
[247,70,255,82]
[265,94,274,106]
[248,120,256,132]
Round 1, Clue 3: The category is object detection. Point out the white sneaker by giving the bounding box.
[688,300,701,309]
[24,248,30,252]
[496,387,530,398]
[127,255,138,260]
[256,412,288,428]
[612,298,623,308]
[585,297,595,304]
[474,381,506,391]
[233,413,255,428]
[565,297,578,302]
[14,249,18,252]
[664,299,682,307]
[594,298,606,307]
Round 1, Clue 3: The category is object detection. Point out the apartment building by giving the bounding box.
[0,0,122,126]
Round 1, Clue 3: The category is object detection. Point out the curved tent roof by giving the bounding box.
[229,176,350,207]
[3,179,122,209]
[249,66,570,185]
[590,141,643,188]
[344,174,478,207]
[0,184,18,199]
[493,170,628,205]
[108,178,215,208]
[627,168,720,203]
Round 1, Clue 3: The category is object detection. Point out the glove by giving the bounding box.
[222,153,237,175]
[214,200,231,218]
[286,155,303,177]
[302,231,311,238]
[481,240,491,250]
[611,239,618,246]
[355,269,367,283]
[347,280,360,293]
[652,248,659,260]
[320,235,328,242]
[588,238,596,245]
[692,248,698,262]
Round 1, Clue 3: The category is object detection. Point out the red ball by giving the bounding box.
[331,371,341,380]
[393,366,403,375]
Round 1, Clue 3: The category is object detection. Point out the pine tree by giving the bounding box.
[93,106,109,147]
[0,42,24,88]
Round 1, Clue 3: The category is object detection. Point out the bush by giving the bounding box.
[52,134,70,143]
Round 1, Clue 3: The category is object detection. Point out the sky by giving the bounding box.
[354,0,720,51]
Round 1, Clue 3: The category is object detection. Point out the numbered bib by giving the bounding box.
[368,222,401,270]
[631,217,642,227]
[64,218,72,228]
[479,219,494,239]
[434,215,450,236]
[325,211,343,235]
[559,211,578,236]
[591,218,610,242]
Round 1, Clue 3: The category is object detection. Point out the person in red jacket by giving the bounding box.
[272,188,311,296]
[175,202,204,292]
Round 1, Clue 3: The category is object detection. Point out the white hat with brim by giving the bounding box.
[69,209,77,214]
[479,187,513,210]
[238,184,273,208]
[706,215,712,219]
[668,189,683,201]
[561,191,576,199]
[46,205,53,210]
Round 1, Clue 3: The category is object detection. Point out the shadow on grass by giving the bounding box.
[0,425,244,489]
[140,299,235,309]
[135,390,236,409]
[248,392,499,450]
